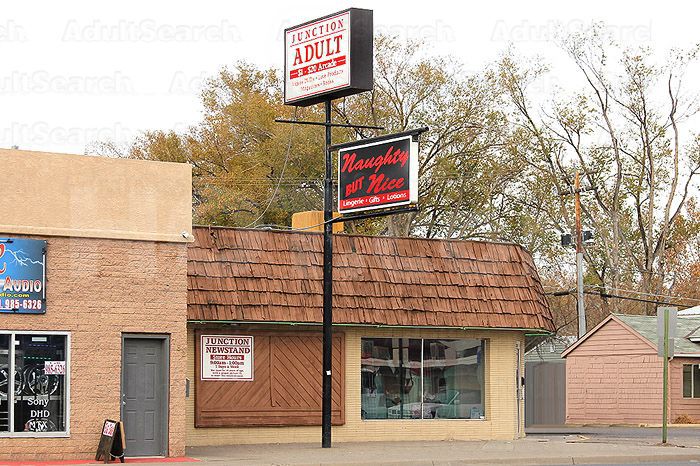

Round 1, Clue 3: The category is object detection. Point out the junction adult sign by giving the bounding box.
[284,8,373,106]
[338,133,419,213]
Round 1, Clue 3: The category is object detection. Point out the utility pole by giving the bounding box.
[560,170,595,338]
[574,171,586,338]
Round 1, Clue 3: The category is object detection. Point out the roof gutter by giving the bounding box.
[187,319,554,334]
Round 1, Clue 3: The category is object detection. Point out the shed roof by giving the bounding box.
[525,336,577,362]
[562,313,700,357]
[187,227,554,331]
[615,314,700,355]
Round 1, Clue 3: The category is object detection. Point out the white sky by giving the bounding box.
[1,0,696,154]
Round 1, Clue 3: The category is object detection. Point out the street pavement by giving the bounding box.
[65,426,700,466]
[122,426,700,465]
[526,424,700,444]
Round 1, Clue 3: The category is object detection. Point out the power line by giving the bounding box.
[243,107,298,228]
[589,290,694,308]
[585,284,700,303]
[546,288,699,308]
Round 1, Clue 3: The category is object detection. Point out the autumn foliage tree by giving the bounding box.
[100,28,700,333]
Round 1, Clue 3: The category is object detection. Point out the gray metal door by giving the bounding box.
[121,337,168,457]
[525,360,566,426]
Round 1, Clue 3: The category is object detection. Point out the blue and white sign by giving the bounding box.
[0,238,46,314]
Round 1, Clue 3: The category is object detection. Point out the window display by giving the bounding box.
[0,333,68,435]
[361,337,485,420]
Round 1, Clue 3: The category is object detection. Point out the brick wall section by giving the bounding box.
[565,318,663,424]
[186,326,524,445]
[0,235,188,461]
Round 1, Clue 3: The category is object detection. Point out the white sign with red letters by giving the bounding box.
[201,335,254,381]
[285,11,351,104]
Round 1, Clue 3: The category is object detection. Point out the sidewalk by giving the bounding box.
[5,436,700,466]
[166,436,700,466]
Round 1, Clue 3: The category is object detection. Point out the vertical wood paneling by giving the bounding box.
[195,329,344,427]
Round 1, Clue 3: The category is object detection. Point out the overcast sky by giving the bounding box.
[1,0,696,154]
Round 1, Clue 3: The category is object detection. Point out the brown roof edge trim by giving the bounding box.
[187,319,554,333]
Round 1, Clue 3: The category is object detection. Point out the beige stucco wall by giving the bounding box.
[0,235,188,461]
[186,325,525,445]
[0,148,192,243]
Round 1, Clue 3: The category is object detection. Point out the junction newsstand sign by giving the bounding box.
[284,8,373,106]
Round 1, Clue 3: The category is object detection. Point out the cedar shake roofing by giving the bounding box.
[187,226,555,331]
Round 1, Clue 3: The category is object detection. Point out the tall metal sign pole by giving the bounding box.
[321,99,333,447]
[281,9,424,448]
[662,308,669,444]
[283,9,374,448]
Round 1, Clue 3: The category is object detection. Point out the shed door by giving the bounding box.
[121,337,168,457]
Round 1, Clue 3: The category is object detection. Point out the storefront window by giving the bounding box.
[361,337,485,420]
[423,339,484,419]
[0,333,69,435]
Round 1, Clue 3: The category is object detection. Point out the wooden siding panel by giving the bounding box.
[566,354,663,424]
[569,319,655,357]
[195,330,344,427]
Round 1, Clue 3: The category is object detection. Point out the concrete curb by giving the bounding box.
[175,452,700,466]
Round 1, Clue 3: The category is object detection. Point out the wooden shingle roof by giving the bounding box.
[188,227,554,331]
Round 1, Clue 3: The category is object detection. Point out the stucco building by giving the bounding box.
[0,149,192,460]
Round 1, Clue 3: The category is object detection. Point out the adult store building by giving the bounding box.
[186,226,554,445]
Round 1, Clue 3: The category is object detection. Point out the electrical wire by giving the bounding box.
[585,284,700,303]
[243,107,298,228]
